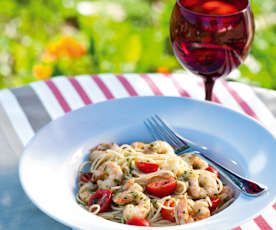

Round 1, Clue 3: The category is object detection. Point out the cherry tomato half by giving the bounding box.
[136,161,159,173]
[209,197,221,212]
[146,176,176,198]
[126,218,151,226]
[79,172,93,183]
[205,166,220,178]
[161,200,176,222]
[88,189,112,213]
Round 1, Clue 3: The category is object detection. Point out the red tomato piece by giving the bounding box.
[209,197,221,212]
[161,200,176,222]
[79,172,93,183]
[126,218,151,226]
[136,161,159,173]
[88,189,112,213]
[146,176,176,198]
[205,166,220,178]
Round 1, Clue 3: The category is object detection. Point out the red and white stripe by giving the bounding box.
[50,77,85,111]
[221,80,259,121]
[226,81,276,128]
[68,77,92,105]
[75,75,107,103]
[45,79,72,113]
[96,73,130,98]
[116,74,138,96]
[30,81,65,120]
[91,75,115,100]
[239,219,266,230]
[171,73,205,99]
[146,73,184,97]
[121,73,155,96]
[258,205,276,229]
[213,80,245,113]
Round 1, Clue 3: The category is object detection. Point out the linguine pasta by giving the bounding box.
[76,141,234,226]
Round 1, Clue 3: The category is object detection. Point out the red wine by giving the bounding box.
[173,43,243,79]
[170,0,254,100]
[179,0,246,15]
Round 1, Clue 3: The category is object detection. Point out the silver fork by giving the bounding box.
[144,114,268,197]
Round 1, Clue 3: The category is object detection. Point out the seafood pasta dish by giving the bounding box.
[76,141,234,227]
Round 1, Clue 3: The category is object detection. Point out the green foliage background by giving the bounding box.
[0,0,275,89]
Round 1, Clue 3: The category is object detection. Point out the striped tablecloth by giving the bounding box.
[0,73,276,230]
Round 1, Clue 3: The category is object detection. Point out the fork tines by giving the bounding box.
[144,114,189,151]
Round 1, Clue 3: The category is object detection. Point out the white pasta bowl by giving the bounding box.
[19,96,276,230]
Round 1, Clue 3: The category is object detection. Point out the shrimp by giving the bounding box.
[131,142,146,150]
[159,155,190,177]
[219,185,234,203]
[113,180,151,221]
[176,196,194,224]
[132,141,175,155]
[191,199,210,221]
[182,153,208,169]
[91,143,120,152]
[92,161,123,188]
[78,182,97,204]
[140,140,189,176]
[176,196,210,224]
[187,170,219,199]
[122,179,143,192]
[148,141,175,155]
[90,143,120,161]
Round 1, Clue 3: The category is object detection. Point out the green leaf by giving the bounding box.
[124,35,141,63]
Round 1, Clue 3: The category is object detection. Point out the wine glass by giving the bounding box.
[170,0,255,101]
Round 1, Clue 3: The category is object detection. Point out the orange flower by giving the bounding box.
[157,67,170,75]
[32,64,53,80]
[42,37,86,62]
[60,37,86,58]
[42,51,57,63]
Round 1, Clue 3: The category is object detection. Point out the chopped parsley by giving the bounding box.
[92,198,99,204]
[133,194,138,199]
[178,174,188,182]
[114,179,120,184]
[223,197,230,203]
[129,165,134,173]
[151,200,157,206]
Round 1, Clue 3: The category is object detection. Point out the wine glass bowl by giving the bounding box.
[170,0,255,100]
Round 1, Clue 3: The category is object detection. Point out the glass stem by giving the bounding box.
[204,78,215,101]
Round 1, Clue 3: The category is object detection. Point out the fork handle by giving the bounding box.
[186,151,268,197]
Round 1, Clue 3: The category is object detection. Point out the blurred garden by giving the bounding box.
[0,0,276,89]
